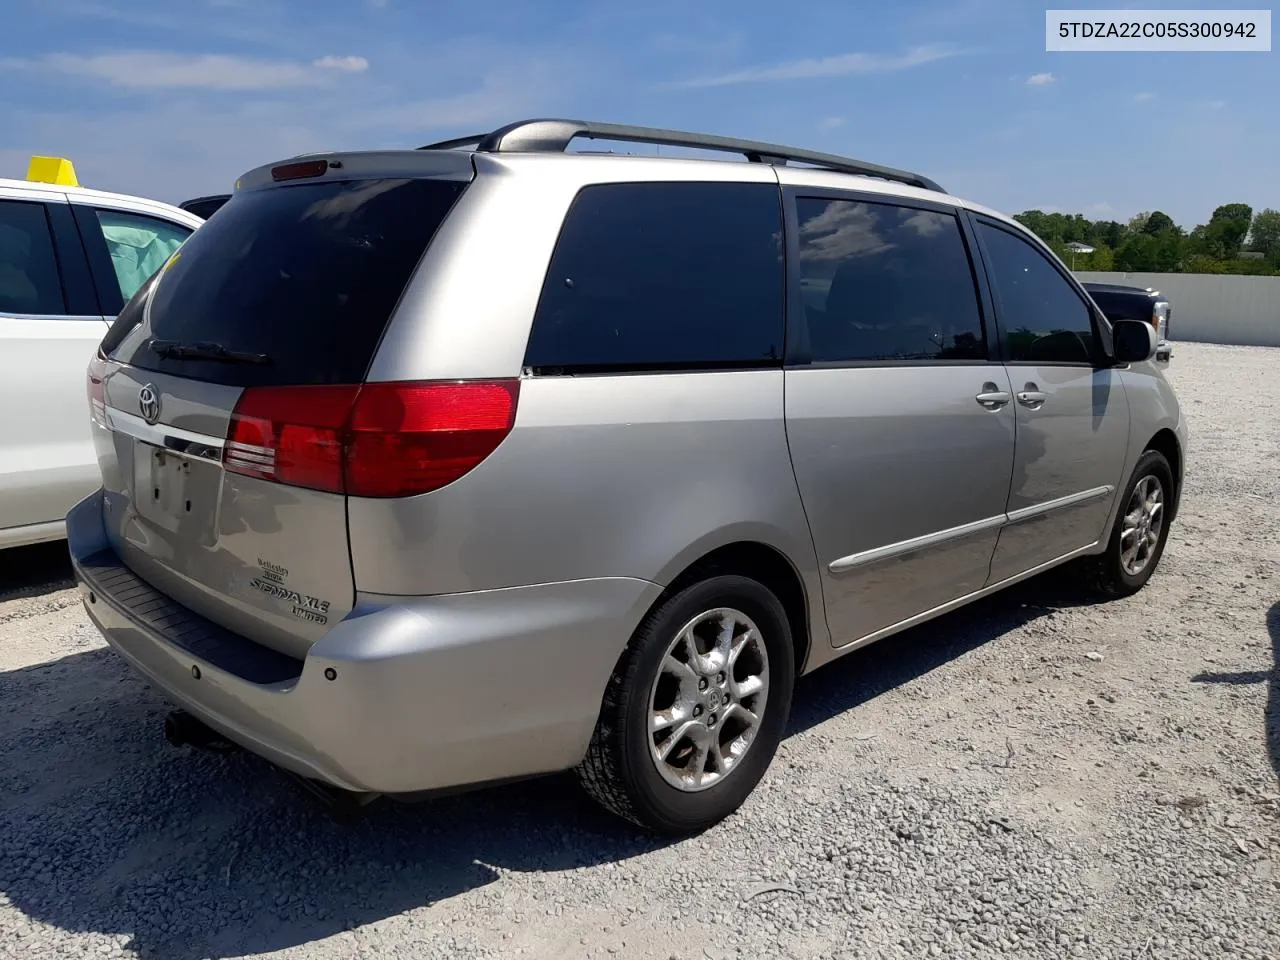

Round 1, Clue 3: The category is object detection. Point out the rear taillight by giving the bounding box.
[345,381,521,498]
[223,380,519,498]
[87,354,107,426]
[224,385,358,493]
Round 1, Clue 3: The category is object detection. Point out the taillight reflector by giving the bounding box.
[87,355,107,426]
[223,380,519,498]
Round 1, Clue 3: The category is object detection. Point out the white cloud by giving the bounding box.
[313,55,369,73]
[662,45,960,89]
[819,116,845,130]
[0,63,560,202]
[1026,72,1056,86]
[353,67,559,135]
[645,30,747,61]
[1132,91,1156,103]
[43,1,275,42]
[0,50,368,91]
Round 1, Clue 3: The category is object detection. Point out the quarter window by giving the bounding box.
[524,182,785,372]
[977,222,1097,365]
[0,200,66,316]
[794,197,986,363]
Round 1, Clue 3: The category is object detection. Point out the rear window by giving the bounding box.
[524,182,784,373]
[107,177,467,386]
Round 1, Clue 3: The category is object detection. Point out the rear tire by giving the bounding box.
[576,575,795,834]
[1086,450,1174,597]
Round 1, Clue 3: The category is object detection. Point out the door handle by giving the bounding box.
[975,383,1011,410]
[1016,384,1047,408]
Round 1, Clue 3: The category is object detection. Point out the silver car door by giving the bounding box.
[782,190,1016,648]
[972,217,1131,582]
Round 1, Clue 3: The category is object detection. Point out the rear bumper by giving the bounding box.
[68,490,661,794]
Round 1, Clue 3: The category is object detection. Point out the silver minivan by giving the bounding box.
[69,120,1185,833]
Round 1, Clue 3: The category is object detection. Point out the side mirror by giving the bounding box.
[1112,319,1158,364]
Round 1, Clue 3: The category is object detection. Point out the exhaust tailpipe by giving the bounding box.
[163,710,376,820]
[281,770,380,823]
[163,710,238,753]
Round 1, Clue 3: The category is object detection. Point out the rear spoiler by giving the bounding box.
[179,194,231,219]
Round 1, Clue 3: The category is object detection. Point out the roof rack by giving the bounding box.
[418,118,944,193]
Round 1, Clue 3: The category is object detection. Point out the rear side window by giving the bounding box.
[977,221,1097,365]
[524,182,784,373]
[107,177,466,386]
[93,208,192,302]
[795,197,986,364]
[0,200,66,316]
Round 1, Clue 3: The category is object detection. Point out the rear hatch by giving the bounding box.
[92,159,471,658]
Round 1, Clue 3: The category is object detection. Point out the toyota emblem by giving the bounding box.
[138,384,161,424]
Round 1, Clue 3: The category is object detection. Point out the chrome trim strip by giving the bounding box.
[827,485,1115,575]
[1005,485,1114,525]
[831,540,1101,654]
[105,407,225,462]
[0,311,106,322]
[828,513,1006,575]
[225,439,272,458]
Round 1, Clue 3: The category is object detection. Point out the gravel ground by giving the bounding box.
[1,341,1277,960]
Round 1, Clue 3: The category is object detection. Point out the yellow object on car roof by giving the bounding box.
[26,156,79,187]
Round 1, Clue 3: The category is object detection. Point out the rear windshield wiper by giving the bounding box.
[147,339,271,365]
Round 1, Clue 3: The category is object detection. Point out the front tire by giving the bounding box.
[1087,449,1174,597]
[576,575,795,834]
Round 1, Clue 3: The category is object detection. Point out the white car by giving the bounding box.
[0,157,204,549]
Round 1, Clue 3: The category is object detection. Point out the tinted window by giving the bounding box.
[94,209,192,302]
[525,182,784,372]
[978,222,1096,364]
[795,198,985,363]
[108,177,466,387]
[0,200,66,316]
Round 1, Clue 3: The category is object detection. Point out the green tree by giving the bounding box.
[1116,234,1156,271]
[1187,224,1217,257]
[1062,213,1092,244]
[1182,255,1229,274]
[1012,203,1279,276]
[1248,208,1280,261]
[1014,210,1058,243]
[1089,220,1125,249]
[1205,203,1253,259]
[1115,232,1182,272]
[1143,211,1178,236]
[1077,244,1115,271]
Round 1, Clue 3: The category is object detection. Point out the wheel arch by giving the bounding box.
[1144,427,1183,520]
[652,540,818,677]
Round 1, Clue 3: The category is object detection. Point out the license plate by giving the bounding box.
[133,442,193,531]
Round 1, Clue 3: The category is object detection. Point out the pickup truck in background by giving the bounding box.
[178,194,231,219]
[1082,281,1174,362]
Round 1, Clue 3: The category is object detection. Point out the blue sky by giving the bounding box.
[1,0,1275,228]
